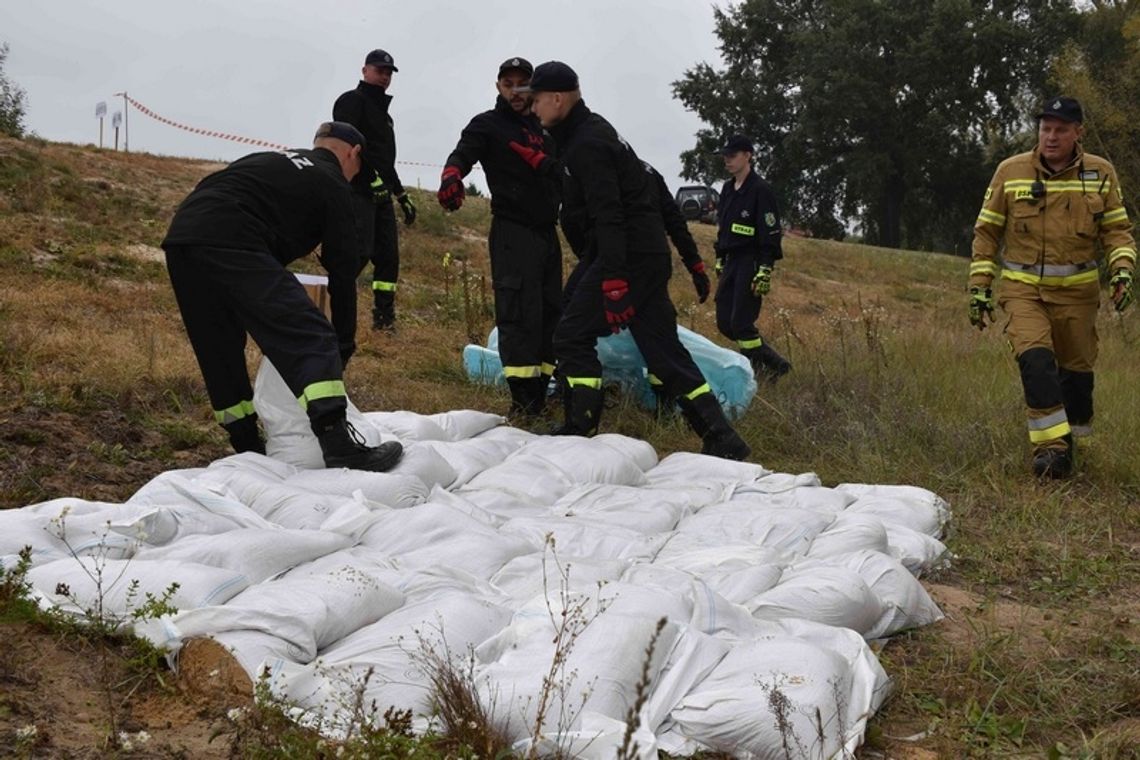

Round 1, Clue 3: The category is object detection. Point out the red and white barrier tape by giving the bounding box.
[121,95,478,172]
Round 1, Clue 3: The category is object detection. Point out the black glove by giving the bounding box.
[687,260,711,303]
[397,193,417,226]
[437,166,465,211]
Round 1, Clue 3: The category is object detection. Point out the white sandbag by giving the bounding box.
[419,486,506,527]
[845,494,947,539]
[617,565,766,638]
[386,564,506,605]
[139,565,404,662]
[882,523,951,575]
[448,488,554,521]
[646,452,771,486]
[491,553,629,602]
[19,500,146,560]
[271,594,514,721]
[110,504,270,546]
[358,502,535,580]
[253,357,391,469]
[805,511,891,559]
[461,455,576,504]
[388,442,458,491]
[203,470,363,530]
[668,619,890,759]
[29,557,249,621]
[134,528,352,584]
[516,437,650,487]
[552,483,694,534]
[211,629,306,677]
[805,550,944,639]
[726,484,855,516]
[640,481,735,514]
[126,473,275,531]
[591,433,659,472]
[475,597,681,741]
[635,550,788,615]
[427,409,507,440]
[652,532,794,575]
[499,516,667,562]
[0,509,72,565]
[415,437,528,489]
[748,565,886,636]
[362,410,449,441]
[677,502,835,555]
[732,471,825,494]
[835,483,951,536]
[284,468,429,510]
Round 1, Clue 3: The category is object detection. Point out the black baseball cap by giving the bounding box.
[719,134,754,155]
[364,49,398,71]
[515,61,579,93]
[1036,96,1082,123]
[314,121,366,149]
[498,56,533,79]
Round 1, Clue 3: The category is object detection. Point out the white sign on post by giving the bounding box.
[95,101,107,118]
[112,112,122,129]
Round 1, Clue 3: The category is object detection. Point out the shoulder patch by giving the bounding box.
[764,212,776,227]
[984,187,992,201]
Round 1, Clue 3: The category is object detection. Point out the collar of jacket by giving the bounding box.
[355,80,392,109]
[1032,143,1084,178]
[310,146,347,177]
[548,99,590,146]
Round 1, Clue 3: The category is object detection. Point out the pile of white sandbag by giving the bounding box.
[0,359,950,759]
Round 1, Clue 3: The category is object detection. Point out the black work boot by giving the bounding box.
[1032,434,1074,479]
[552,385,604,436]
[756,342,791,383]
[679,393,751,461]
[315,415,403,471]
[224,416,266,455]
[652,386,678,421]
[508,377,547,419]
[372,306,396,331]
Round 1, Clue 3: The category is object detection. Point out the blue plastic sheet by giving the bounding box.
[462,326,756,419]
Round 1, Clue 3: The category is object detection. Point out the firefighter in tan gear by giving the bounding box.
[969,96,1136,479]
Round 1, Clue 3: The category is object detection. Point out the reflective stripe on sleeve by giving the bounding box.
[1108,247,1137,269]
[970,261,1000,278]
[1102,207,1129,225]
[977,209,1006,227]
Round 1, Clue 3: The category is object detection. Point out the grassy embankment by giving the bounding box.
[0,135,1137,758]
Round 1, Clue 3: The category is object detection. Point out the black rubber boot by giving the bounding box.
[372,294,396,331]
[679,393,751,461]
[552,385,604,436]
[508,377,547,418]
[315,415,403,471]
[652,386,678,421]
[1032,434,1074,479]
[224,416,266,455]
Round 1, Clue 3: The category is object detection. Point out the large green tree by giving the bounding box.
[1053,1,1140,221]
[1,43,28,138]
[674,0,1077,251]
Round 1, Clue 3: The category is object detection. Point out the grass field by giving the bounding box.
[1,134,1138,758]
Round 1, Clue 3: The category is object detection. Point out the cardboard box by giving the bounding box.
[294,272,332,321]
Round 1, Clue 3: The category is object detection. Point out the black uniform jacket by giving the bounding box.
[715,169,783,267]
[162,147,362,353]
[333,81,405,198]
[550,100,669,279]
[445,96,560,227]
[644,162,700,269]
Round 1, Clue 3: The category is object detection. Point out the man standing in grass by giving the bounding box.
[161,122,403,472]
[524,61,750,460]
[969,96,1135,479]
[436,57,562,419]
[334,49,417,331]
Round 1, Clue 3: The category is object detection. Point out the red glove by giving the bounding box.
[687,260,711,303]
[602,278,635,333]
[437,166,465,211]
[509,141,554,174]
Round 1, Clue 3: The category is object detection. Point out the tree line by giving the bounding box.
[673,0,1140,255]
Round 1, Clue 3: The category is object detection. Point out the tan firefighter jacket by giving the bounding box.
[970,145,1136,304]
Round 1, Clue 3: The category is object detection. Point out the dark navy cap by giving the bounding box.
[719,134,754,155]
[314,121,366,149]
[498,56,534,79]
[515,61,579,93]
[1036,96,1082,123]
[364,49,398,71]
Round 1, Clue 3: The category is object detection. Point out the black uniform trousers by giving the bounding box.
[351,193,400,317]
[553,254,706,397]
[715,250,764,345]
[490,217,562,386]
[165,245,347,429]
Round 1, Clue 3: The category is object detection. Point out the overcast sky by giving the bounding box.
[5,0,724,195]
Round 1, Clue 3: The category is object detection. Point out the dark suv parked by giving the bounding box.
[674,185,719,224]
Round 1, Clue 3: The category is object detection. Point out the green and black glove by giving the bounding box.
[751,265,773,296]
[968,286,995,329]
[370,174,390,203]
[1110,269,1134,312]
[397,193,417,226]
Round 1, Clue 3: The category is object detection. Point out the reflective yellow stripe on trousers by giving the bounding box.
[215,399,256,425]
[1027,409,1071,444]
[298,380,347,410]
